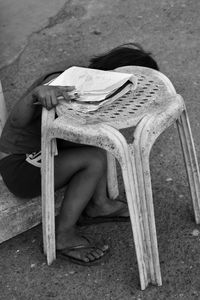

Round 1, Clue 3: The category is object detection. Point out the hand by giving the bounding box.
[32,85,75,110]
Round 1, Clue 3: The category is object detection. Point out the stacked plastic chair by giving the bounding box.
[41,66,200,290]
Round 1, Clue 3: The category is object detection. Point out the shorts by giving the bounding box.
[0,153,41,198]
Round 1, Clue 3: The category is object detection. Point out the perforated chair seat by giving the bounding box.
[56,66,179,129]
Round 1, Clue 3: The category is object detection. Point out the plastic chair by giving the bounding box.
[41,66,200,290]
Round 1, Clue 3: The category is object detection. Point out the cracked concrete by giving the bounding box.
[0,0,69,68]
[0,0,119,69]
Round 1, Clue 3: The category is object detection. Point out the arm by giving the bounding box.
[9,84,75,128]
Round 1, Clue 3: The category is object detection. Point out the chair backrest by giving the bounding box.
[0,80,7,136]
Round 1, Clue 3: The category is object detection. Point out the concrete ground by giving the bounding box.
[1,0,200,299]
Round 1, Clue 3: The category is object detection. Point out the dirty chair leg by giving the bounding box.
[42,138,56,264]
[106,152,119,199]
[131,143,162,287]
[101,124,149,289]
[121,151,149,290]
[176,110,200,224]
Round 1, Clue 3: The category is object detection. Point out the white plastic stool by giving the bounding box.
[41,66,200,290]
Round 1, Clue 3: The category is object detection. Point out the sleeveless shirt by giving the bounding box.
[0,106,42,154]
[0,70,63,154]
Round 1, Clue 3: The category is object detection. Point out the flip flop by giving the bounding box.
[56,239,109,266]
[77,205,130,226]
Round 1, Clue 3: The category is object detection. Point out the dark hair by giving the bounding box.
[88,43,159,71]
[33,43,158,92]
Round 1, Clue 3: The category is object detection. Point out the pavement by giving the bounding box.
[0,0,68,68]
[1,0,200,299]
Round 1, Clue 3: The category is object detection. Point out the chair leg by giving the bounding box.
[100,124,150,289]
[121,148,150,290]
[130,143,162,287]
[106,152,119,199]
[42,137,56,264]
[176,110,200,224]
[129,100,189,286]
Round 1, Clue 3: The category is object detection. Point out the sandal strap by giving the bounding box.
[59,235,92,252]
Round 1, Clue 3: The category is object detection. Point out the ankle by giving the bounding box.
[90,197,109,208]
[85,200,110,217]
[56,227,76,249]
[56,225,75,236]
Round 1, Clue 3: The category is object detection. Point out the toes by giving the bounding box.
[102,244,109,252]
[86,249,105,261]
[95,248,104,257]
[97,243,109,252]
[59,241,109,264]
[91,252,101,260]
[90,250,103,260]
[86,253,97,261]
[82,256,90,263]
[84,243,109,262]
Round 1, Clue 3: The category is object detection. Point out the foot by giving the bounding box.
[56,228,109,265]
[85,198,129,218]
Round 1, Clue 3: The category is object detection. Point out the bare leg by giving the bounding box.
[58,139,128,217]
[86,168,129,218]
[54,146,108,262]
